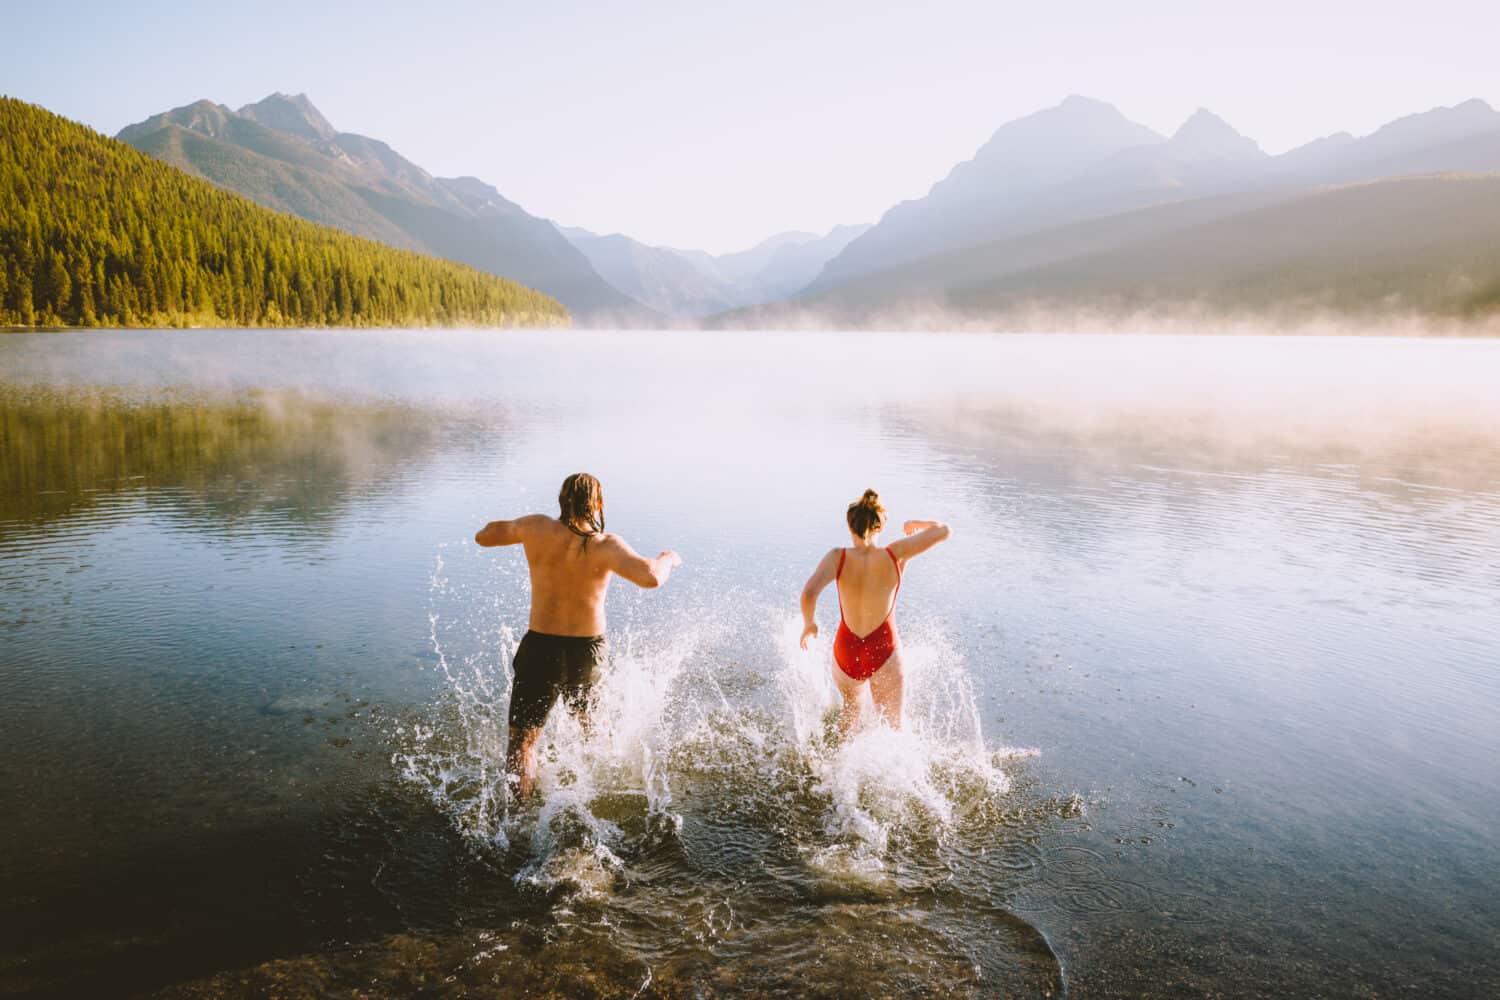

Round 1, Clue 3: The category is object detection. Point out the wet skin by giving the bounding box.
[476,505,681,798]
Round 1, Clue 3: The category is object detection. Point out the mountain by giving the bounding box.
[719,174,1500,330]
[710,231,821,284]
[1274,99,1500,184]
[1021,108,1269,224]
[1166,108,1265,160]
[557,224,870,319]
[118,93,640,321]
[741,224,872,301]
[235,91,337,142]
[751,95,1500,329]
[944,174,1500,324]
[559,227,741,318]
[810,96,1166,289]
[0,96,566,328]
[806,97,1500,304]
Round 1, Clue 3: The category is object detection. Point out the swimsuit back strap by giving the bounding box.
[834,549,847,623]
[885,547,902,620]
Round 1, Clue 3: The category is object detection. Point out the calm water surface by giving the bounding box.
[2,330,1498,998]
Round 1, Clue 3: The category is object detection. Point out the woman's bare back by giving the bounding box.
[836,545,902,636]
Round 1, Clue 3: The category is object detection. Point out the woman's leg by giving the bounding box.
[831,662,864,738]
[868,652,905,729]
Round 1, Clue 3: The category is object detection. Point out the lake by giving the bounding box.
[2,329,1498,998]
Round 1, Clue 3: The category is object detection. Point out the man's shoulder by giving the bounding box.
[592,532,639,562]
[512,514,561,538]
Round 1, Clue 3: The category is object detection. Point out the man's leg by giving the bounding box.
[506,631,559,801]
[562,699,594,739]
[505,725,544,799]
[560,636,605,738]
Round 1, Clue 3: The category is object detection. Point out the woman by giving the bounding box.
[800,489,950,736]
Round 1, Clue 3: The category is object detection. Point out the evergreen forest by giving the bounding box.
[0,97,568,329]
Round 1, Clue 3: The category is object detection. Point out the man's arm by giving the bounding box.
[799,548,841,649]
[602,535,682,589]
[888,519,951,562]
[474,515,536,547]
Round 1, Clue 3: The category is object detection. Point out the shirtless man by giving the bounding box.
[475,472,681,799]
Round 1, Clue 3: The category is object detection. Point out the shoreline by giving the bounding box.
[6,321,1500,338]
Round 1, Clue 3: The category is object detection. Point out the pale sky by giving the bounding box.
[5,1,1498,253]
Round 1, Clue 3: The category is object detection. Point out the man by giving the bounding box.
[474,472,681,799]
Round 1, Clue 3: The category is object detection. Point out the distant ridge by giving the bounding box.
[716,173,1500,332]
[557,224,871,318]
[119,93,645,322]
[0,97,566,329]
[699,95,1497,331]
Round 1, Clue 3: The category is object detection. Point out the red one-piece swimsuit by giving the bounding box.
[832,547,902,681]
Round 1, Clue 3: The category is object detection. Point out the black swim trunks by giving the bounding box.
[507,630,607,731]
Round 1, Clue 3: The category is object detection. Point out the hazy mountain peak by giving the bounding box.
[1054,94,1128,116]
[962,96,1164,176]
[1292,131,1356,153]
[1364,97,1500,145]
[999,95,1159,137]
[740,230,819,253]
[116,99,236,142]
[237,92,337,142]
[1171,109,1263,157]
[811,96,1165,288]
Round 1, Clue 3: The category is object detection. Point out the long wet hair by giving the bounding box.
[558,472,605,542]
[846,488,886,538]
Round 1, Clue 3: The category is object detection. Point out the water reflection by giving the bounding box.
[0,389,444,532]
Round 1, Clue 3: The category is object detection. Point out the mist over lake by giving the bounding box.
[2,328,1497,998]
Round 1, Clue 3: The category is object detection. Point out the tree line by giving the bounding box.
[0,96,569,328]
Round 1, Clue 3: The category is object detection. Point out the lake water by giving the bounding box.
[2,329,1498,999]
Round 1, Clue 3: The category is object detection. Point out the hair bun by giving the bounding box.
[847,488,887,537]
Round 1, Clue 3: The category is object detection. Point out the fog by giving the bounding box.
[4,329,1497,496]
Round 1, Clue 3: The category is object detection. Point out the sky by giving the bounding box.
[6,0,1499,254]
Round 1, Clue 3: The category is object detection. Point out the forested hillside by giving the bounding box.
[0,97,568,328]
[118,94,638,321]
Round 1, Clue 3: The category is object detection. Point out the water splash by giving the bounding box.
[397,542,1036,901]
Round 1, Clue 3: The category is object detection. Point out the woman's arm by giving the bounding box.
[889,520,951,562]
[799,548,842,649]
